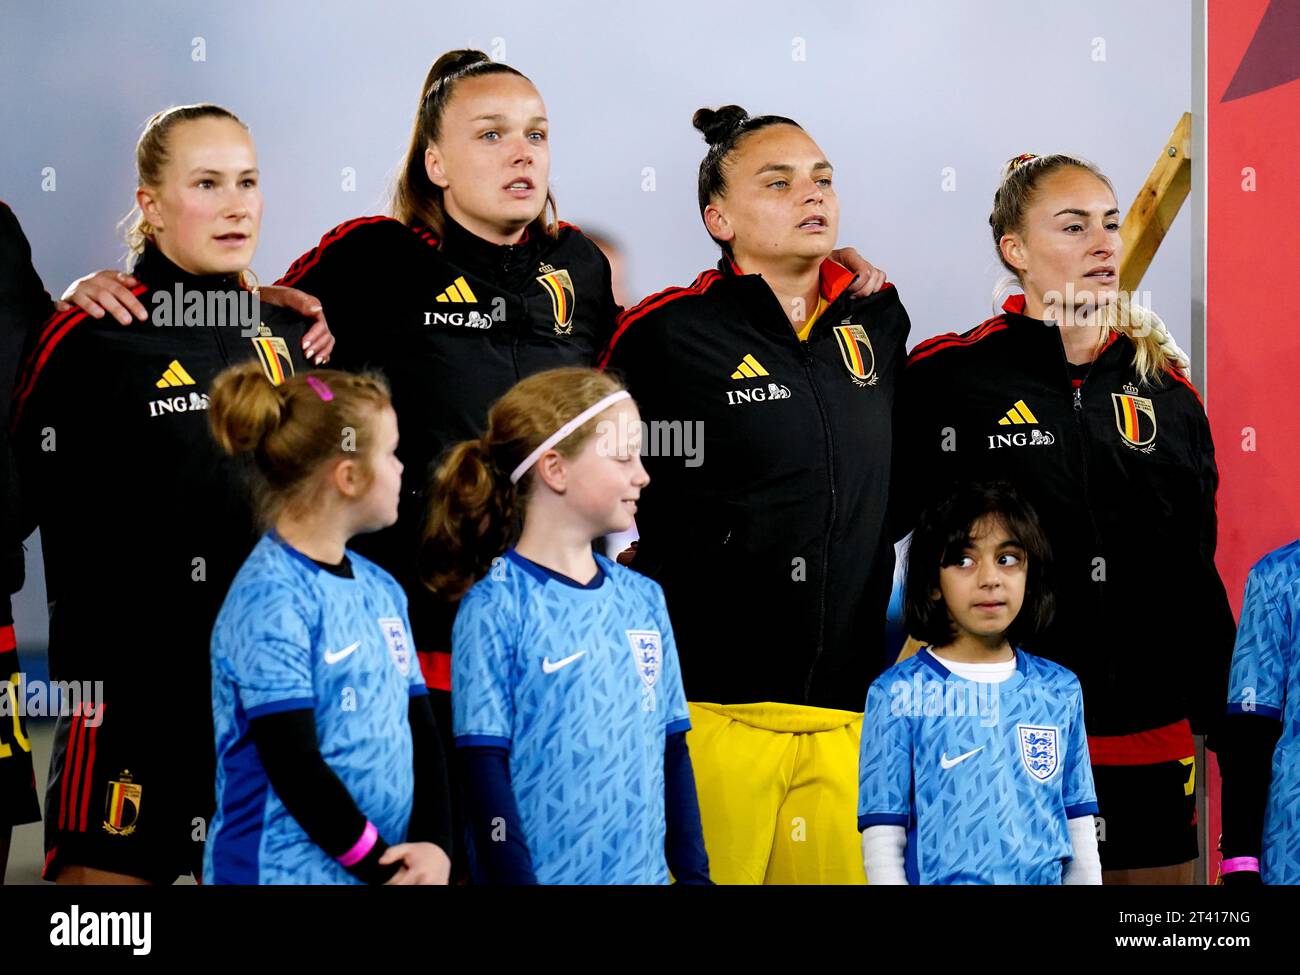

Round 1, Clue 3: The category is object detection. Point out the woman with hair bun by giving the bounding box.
[204,363,450,885]
[895,152,1236,883]
[11,104,314,884]
[600,105,910,885]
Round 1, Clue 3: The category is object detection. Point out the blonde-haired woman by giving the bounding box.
[894,152,1236,884]
[12,104,313,884]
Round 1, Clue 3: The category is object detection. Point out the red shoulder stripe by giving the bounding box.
[1164,366,1204,407]
[276,215,396,287]
[907,317,1007,366]
[413,226,440,248]
[597,270,723,370]
[12,286,149,427]
[557,220,582,235]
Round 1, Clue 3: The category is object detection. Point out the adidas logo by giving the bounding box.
[435,277,478,303]
[730,354,769,380]
[155,360,195,388]
[997,399,1039,425]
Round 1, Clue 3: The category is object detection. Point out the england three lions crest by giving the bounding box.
[625,629,662,688]
[1017,724,1060,781]
[379,617,412,676]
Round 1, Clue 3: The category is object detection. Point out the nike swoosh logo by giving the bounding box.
[324,641,361,665]
[940,746,984,770]
[541,651,586,674]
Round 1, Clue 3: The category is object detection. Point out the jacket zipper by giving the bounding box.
[1059,341,1113,704]
[800,340,836,704]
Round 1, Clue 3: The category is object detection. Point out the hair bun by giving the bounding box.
[207,360,285,456]
[693,105,749,145]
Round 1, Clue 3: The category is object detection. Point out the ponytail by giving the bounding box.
[990,152,1185,384]
[421,367,625,600]
[391,49,557,239]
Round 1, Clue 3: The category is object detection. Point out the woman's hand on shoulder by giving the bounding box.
[59,270,147,324]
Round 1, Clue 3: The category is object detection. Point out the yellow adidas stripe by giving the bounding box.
[730,354,769,380]
[1013,399,1038,423]
[155,360,195,388]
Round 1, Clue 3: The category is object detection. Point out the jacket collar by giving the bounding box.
[439,215,540,279]
[718,255,859,336]
[1000,291,1124,359]
[132,243,242,293]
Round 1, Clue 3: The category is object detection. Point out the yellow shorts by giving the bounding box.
[686,701,866,885]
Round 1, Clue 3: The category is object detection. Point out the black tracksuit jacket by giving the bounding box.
[894,294,1236,738]
[601,258,911,711]
[11,244,310,720]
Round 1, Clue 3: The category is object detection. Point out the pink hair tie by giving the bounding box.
[306,376,334,401]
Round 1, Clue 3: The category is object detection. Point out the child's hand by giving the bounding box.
[380,842,451,885]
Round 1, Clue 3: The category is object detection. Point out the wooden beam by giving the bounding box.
[1119,112,1192,292]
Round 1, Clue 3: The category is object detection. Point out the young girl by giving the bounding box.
[1219,537,1300,885]
[204,363,450,885]
[600,105,909,885]
[858,481,1101,885]
[423,367,709,885]
[11,104,314,884]
[895,153,1235,883]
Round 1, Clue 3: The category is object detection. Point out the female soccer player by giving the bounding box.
[599,106,911,884]
[64,52,882,699]
[859,481,1101,885]
[0,201,48,879]
[423,367,709,884]
[11,104,313,884]
[204,363,450,884]
[1219,537,1300,885]
[895,153,1236,883]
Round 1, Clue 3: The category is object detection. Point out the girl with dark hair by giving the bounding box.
[896,153,1236,883]
[601,105,909,884]
[859,481,1101,885]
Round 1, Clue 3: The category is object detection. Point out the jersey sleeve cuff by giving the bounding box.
[408,685,429,698]
[1065,801,1100,819]
[665,717,691,736]
[1226,702,1283,719]
[455,734,511,749]
[245,696,315,720]
[858,812,909,830]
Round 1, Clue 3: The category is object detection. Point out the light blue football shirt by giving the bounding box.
[1226,538,1300,885]
[858,647,1097,884]
[452,549,690,884]
[205,533,426,884]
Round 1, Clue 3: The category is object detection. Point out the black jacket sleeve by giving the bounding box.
[406,692,452,854]
[1188,404,1237,739]
[248,708,399,884]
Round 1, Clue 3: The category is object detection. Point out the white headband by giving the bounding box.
[509,390,632,485]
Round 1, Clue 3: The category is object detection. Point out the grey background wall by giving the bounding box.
[1,0,1191,647]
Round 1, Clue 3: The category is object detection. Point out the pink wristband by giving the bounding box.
[337,821,378,867]
[1220,856,1260,874]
